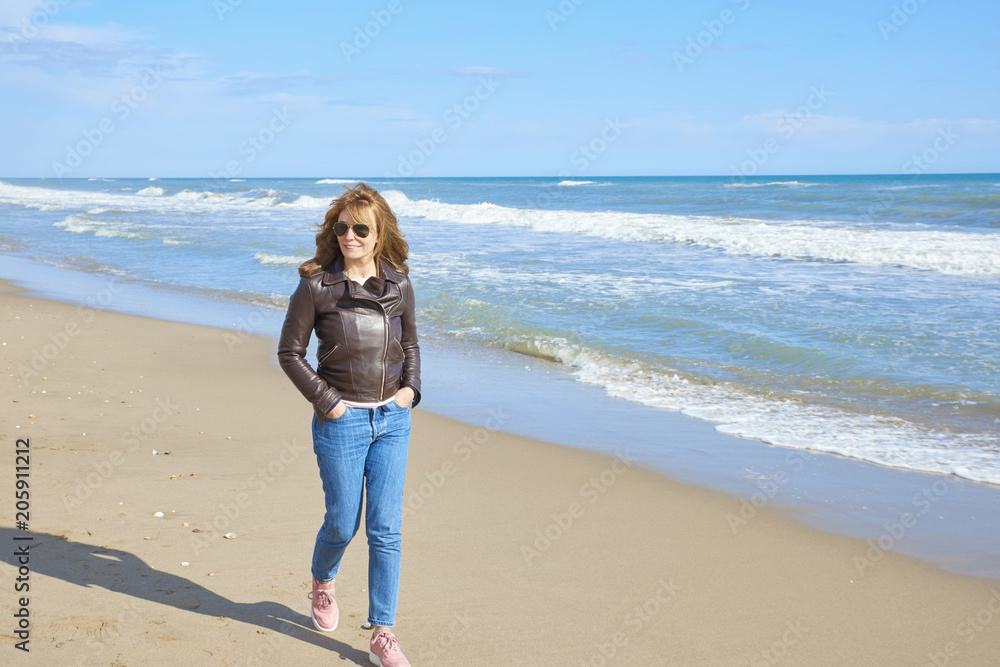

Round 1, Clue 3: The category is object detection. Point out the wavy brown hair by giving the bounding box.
[298,183,409,278]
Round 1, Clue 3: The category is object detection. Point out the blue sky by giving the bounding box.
[1,0,997,177]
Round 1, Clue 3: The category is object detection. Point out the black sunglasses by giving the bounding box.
[333,221,371,238]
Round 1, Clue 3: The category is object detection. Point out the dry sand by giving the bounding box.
[1,277,998,666]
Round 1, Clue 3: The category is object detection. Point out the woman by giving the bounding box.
[278,183,419,667]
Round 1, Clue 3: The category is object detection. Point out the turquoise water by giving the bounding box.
[2,174,998,485]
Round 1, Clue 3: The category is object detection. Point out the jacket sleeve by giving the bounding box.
[400,275,422,407]
[277,277,342,415]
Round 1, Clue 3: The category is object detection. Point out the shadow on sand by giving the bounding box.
[1,526,368,665]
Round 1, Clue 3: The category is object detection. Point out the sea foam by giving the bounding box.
[253,251,310,266]
[384,190,1000,276]
[501,335,1000,486]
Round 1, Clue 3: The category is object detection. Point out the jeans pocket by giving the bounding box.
[326,406,349,422]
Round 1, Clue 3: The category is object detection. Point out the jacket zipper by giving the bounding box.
[375,302,389,400]
[318,343,338,365]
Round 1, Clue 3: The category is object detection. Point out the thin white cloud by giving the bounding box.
[738,112,998,137]
[0,26,200,78]
[258,91,330,110]
[218,71,313,96]
[39,23,147,44]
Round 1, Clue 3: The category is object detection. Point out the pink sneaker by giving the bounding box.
[308,577,338,632]
[369,628,410,667]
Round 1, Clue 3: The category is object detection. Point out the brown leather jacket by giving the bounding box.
[277,257,421,421]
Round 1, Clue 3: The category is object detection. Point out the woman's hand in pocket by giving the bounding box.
[325,401,347,420]
[393,386,415,409]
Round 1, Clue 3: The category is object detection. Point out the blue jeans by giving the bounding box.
[311,401,411,628]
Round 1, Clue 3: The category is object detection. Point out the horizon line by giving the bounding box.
[4,172,999,180]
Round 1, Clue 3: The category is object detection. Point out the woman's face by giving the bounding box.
[337,210,378,265]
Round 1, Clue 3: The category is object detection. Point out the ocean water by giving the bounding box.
[2,175,998,486]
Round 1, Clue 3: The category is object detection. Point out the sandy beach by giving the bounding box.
[2,277,999,666]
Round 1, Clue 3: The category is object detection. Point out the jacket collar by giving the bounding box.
[321,256,403,287]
